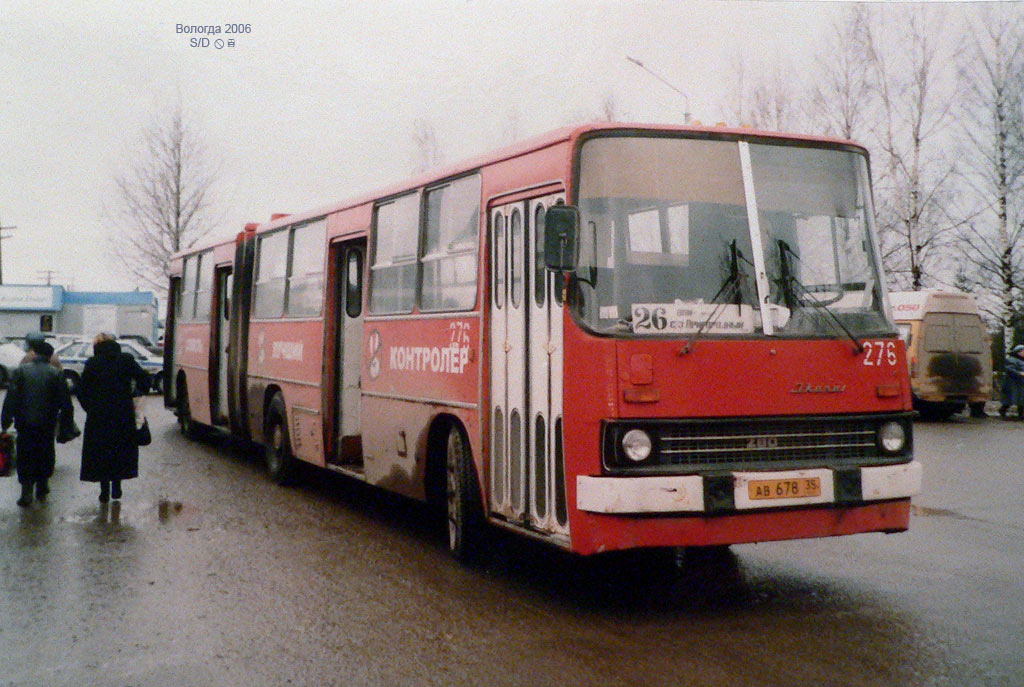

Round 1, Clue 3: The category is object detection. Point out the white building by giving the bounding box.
[0,284,158,343]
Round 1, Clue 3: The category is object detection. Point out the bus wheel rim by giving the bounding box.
[446,437,459,550]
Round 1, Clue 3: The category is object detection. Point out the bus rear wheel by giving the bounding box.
[177,382,197,438]
[445,424,485,563]
[265,395,296,485]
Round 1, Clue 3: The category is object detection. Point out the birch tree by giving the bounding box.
[108,106,220,299]
[722,53,805,132]
[411,118,445,174]
[807,5,873,140]
[861,5,961,291]
[954,6,1024,349]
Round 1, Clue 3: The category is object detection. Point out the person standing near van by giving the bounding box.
[1,336,75,506]
[999,345,1024,419]
[79,333,150,502]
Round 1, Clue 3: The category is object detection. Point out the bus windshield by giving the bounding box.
[574,135,893,339]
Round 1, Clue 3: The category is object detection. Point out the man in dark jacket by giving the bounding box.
[2,336,75,506]
[999,344,1024,419]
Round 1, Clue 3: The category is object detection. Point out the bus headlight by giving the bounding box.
[877,421,906,454]
[622,429,652,462]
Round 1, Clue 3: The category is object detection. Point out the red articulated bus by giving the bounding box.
[165,122,921,562]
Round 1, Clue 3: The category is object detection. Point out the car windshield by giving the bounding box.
[572,134,893,339]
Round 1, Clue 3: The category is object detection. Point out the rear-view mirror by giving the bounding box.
[543,205,580,272]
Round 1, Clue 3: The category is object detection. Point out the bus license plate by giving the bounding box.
[748,477,822,501]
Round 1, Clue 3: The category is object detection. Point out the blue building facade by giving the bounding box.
[0,284,158,343]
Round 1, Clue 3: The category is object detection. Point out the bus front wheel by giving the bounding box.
[445,424,485,563]
[265,395,296,485]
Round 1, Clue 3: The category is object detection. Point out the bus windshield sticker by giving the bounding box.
[630,302,754,334]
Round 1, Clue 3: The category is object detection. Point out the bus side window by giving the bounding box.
[534,204,546,307]
[253,230,289,319]
[181,256,198,321]
[223,273,232,320]
[286,219,327,318]
[370,193,419,314]
[194,252,214,321]
[421,174,480,312]
[346,248,363,318]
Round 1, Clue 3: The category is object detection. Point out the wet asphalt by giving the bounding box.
[1,399,1022,687]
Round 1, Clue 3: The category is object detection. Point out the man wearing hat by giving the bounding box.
[1,332,75,506]
[20,331,61,368]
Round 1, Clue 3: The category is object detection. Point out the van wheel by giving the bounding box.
[445,424,485,562]
[265,395,296,485]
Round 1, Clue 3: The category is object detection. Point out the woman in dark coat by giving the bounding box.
[79,333,150,502]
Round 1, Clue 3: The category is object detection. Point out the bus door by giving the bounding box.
[163,277,180,409]
[329,239,366,468]
[212,266,232,425]
[490,193,568,535]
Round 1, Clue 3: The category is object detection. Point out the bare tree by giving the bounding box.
[722,52,805,132]
[807,5,873,140]
[953,6,1024,349]
[861,5,961,291]
[503,106,522,144]
[411,117,445,174]
[108,106,220,298]
[598,92,619,122]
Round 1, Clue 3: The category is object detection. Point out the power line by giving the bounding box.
[37,269,61,286]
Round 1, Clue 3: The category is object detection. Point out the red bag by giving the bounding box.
[0,432,14,477]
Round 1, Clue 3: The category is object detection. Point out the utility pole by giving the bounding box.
[37,269,60,285]
[626,55,692,123]
[0,217,16,285]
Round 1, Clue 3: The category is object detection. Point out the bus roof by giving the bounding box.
[172,121,865,261]
[889,290,981,320]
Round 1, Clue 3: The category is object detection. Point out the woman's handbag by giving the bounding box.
[56,410,81,444]
[0,432,14,477]
[134,396,151,446]
[136,417,152,446]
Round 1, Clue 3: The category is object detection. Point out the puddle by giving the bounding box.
[157,499,184,521]
[157,498,202,531]
[911,504,985,523]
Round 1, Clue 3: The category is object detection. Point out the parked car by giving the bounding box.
[0,341,25,388]
[118,334,163,356]
[55,338,164,395]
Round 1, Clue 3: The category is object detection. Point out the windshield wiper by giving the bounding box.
[777,240,864,355]
[681,240,751,354]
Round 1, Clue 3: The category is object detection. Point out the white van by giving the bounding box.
[889,290,992,419]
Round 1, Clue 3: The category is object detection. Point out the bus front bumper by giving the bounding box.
[576,461,922,514]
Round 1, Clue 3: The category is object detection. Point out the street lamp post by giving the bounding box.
[626,55,692,124]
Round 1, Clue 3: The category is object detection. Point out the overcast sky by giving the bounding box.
[1,1,855,294]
